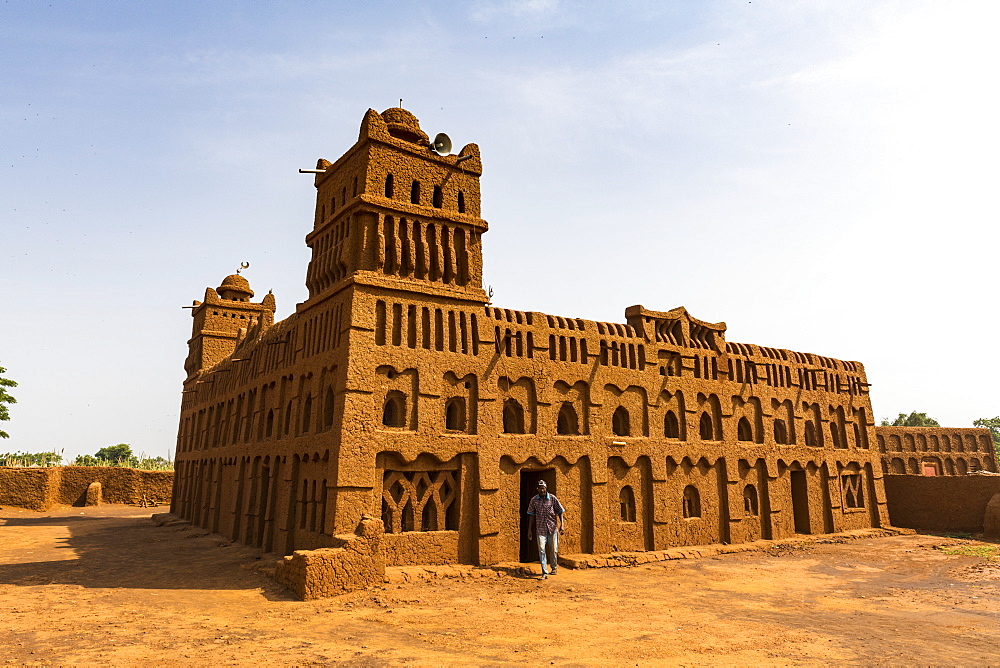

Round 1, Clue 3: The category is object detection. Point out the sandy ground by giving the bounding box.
[1,505,999,665]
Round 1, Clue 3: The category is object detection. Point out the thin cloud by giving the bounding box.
[469,0,560,22]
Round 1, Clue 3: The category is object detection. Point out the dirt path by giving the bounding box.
[1,504,999,665]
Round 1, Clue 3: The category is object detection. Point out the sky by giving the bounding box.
[1,0,997,462]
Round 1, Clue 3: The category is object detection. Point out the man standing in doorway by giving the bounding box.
[527,479,565,579]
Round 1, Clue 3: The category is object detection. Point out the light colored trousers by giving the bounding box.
[537,531,559,573]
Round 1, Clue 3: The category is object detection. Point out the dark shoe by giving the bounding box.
[550,568,557,575]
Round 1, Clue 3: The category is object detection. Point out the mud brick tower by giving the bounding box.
[172,107,931,566]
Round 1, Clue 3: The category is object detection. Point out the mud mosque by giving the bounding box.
[171,108,996,573]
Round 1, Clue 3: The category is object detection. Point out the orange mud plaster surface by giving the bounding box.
[170,108,1000,591]
[2,505,1000,664]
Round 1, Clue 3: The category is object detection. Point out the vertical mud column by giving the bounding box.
[770,471,793,539]
[474,449,503,564]
[756,461,774,541]
[821,462,838,534]
[648,457,669,551]
[196,460,210,528]
[562,458,587,555]
[209,459,223,533]
[724,464,746,544]
[251,460,266,547]
[170,460,184,516]
[329,372,375,536]
[229,458,247,542]
[866,463,887,528]
[274,455,299,555]
[262,456,282,553]
[806,463,826,535]
[590,461,610,554]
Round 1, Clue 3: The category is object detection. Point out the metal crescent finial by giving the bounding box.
[238,261,250,274]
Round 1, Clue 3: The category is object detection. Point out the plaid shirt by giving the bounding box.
[527,493,565,535]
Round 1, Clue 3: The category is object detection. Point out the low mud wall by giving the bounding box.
[275,516,385,600]
[884,475,1000,533]
[0,466,173,511]
[381,530,460,567]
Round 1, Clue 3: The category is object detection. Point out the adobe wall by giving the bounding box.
[274,516,385,600]
[883,474,1000,532]
[876,427,996,475]
[381,530,460,566]
[348,297,888,566]
[0,467,57,511]
[0,466,173,511]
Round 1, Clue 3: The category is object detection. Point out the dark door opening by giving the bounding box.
[790,470,810,534]
[519,469,557,562]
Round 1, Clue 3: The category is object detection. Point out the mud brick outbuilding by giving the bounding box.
[170,107,953,568]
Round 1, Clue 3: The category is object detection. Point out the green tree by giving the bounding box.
[94,443,138,467]
[0,365,17,439]
[136,455,173,471]
[0,450,62,467]
[973,416,1000,460]
[73,454,102,466]
[880,411,940,427]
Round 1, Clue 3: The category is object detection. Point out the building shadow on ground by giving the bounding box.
[0,508,294,599]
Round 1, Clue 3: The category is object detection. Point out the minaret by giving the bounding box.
[183,273,276,379]
[302,107,489,305]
